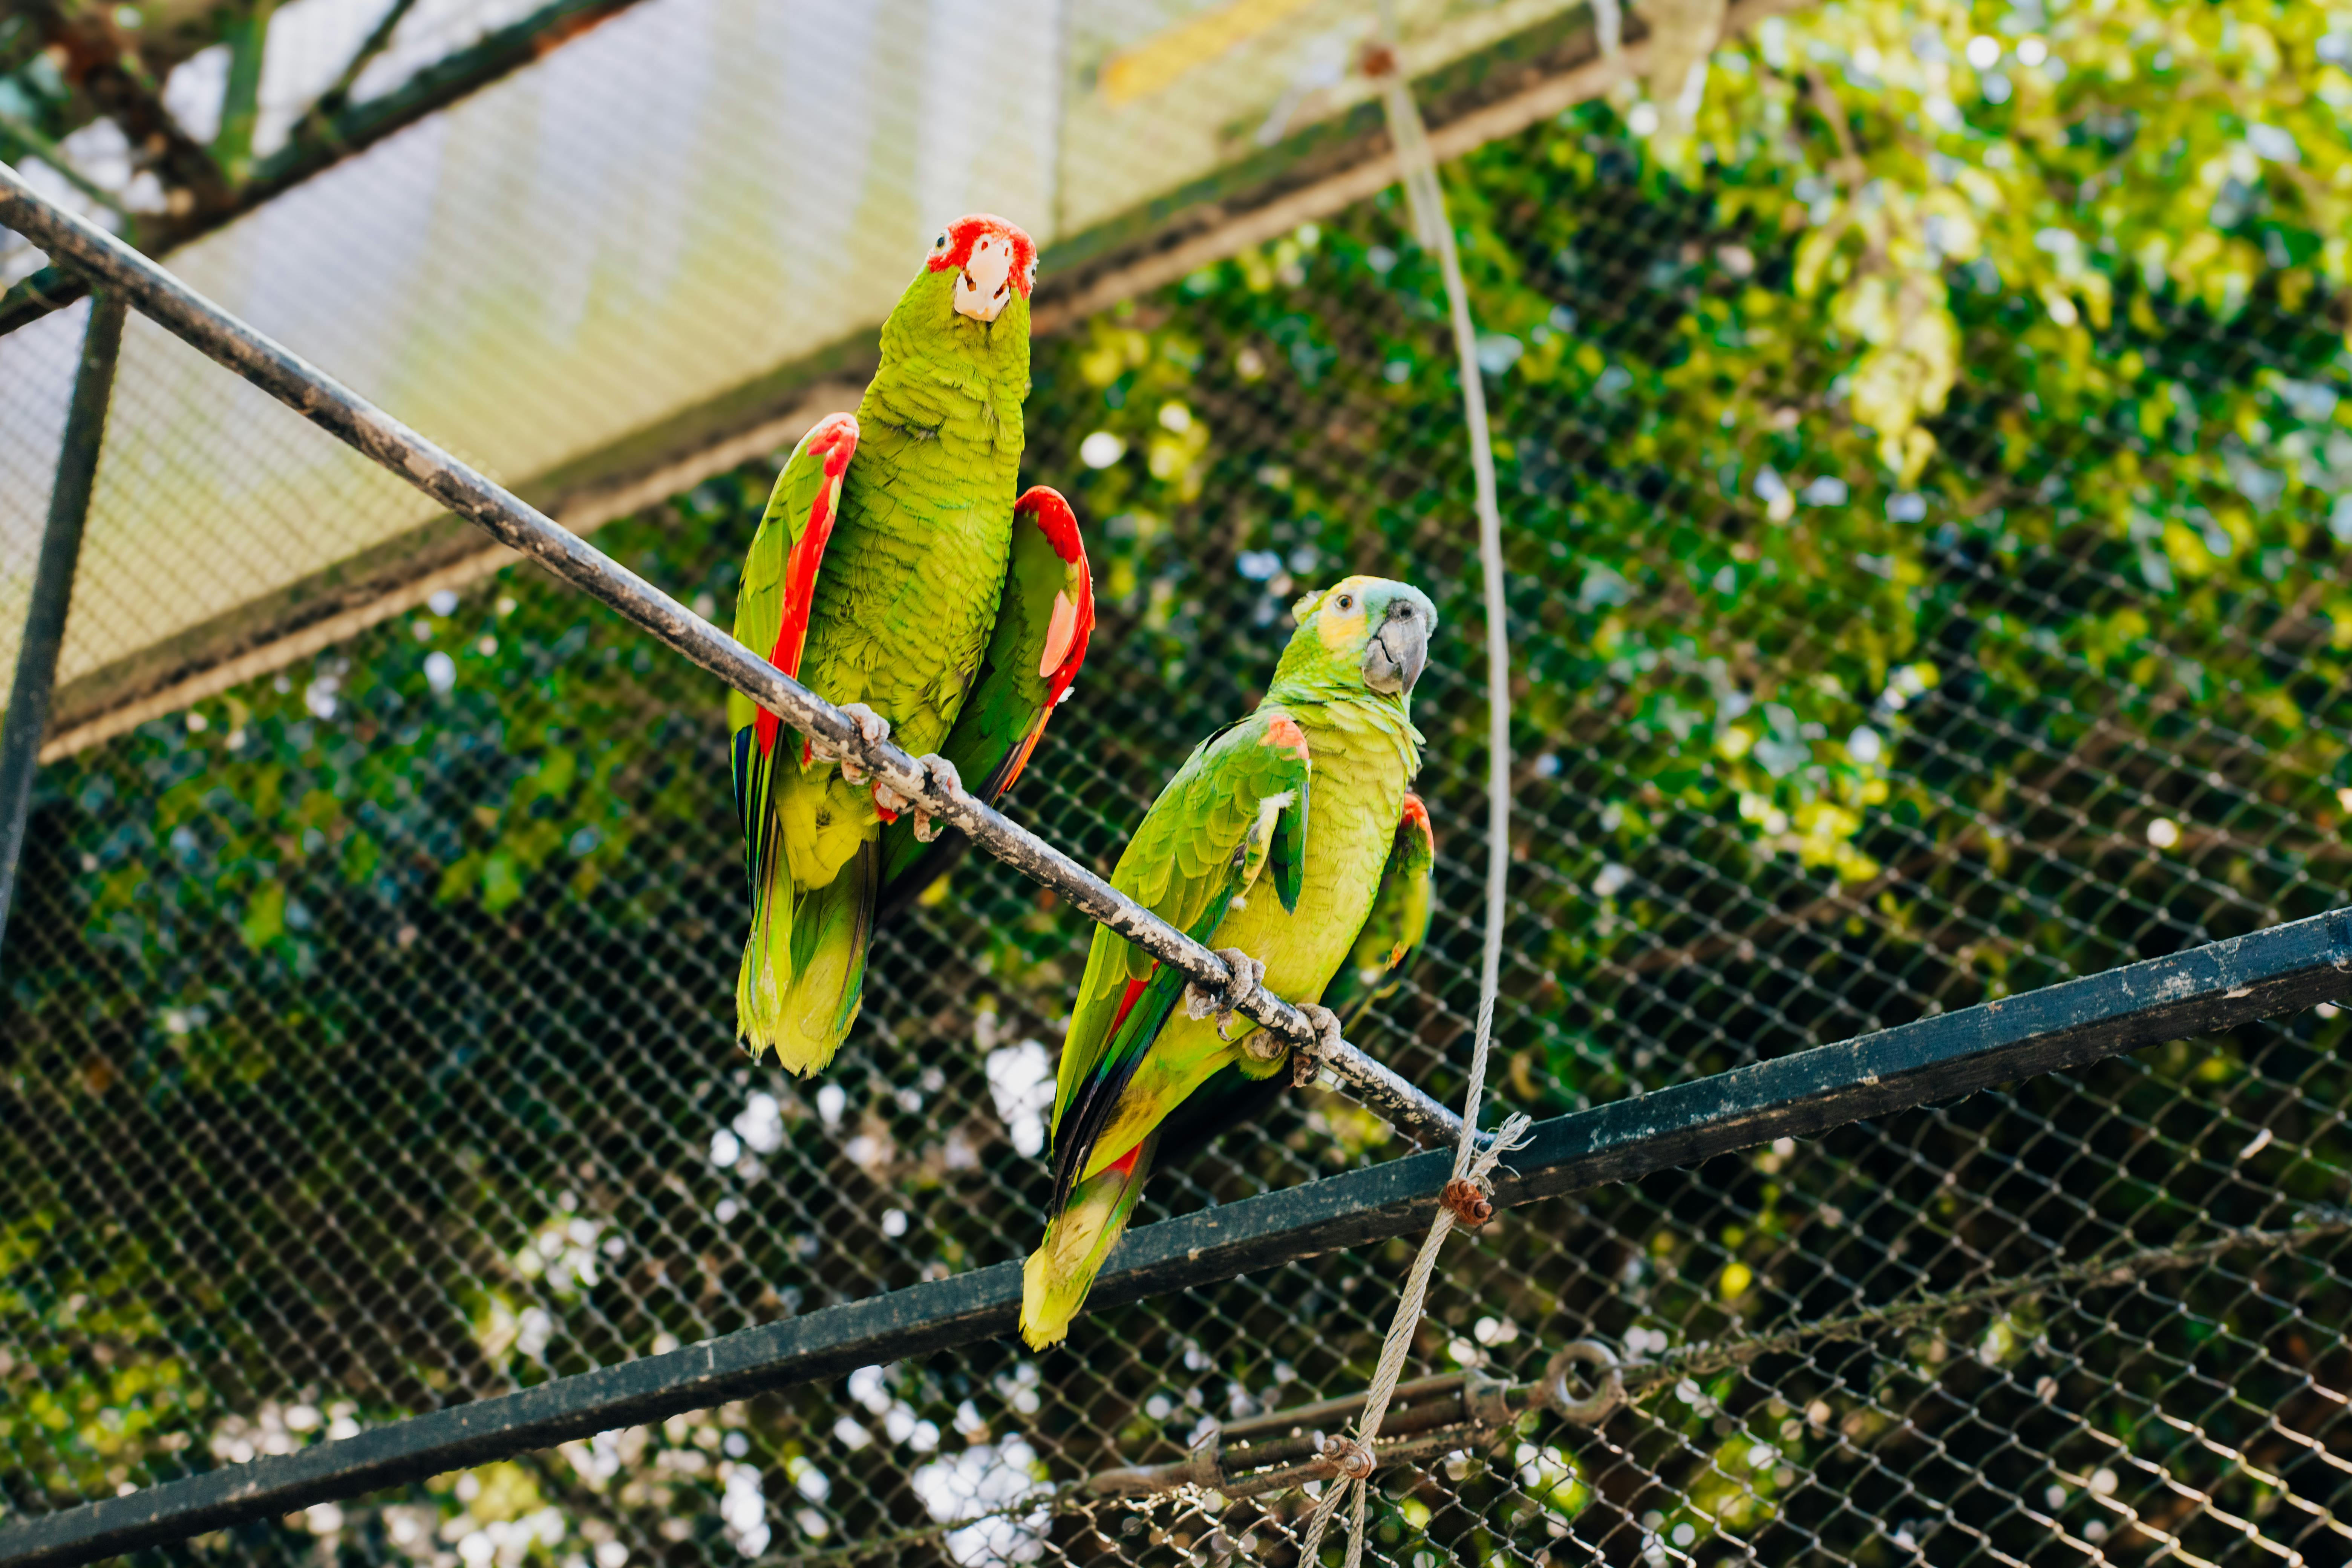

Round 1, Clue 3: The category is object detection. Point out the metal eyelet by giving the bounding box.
[1542,1341,1625,1426]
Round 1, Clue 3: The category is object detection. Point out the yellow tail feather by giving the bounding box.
[737,841,876,1076]
[735,824,795,1063]
[1021,1135,1158,1350]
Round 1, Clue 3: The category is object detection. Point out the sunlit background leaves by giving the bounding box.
[4,0,2350,1562]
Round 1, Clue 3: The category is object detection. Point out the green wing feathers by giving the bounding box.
[1325,793,1436,1027]
[729,414,858,1072]
[1043,712,1312,1199]
[1050,710,1314,1130]
[877,486,1094,905]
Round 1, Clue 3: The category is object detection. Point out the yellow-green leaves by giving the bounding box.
[1836,272,1957,481]
[238,880,285,950]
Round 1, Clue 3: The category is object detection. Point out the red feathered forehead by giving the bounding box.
[928,214,1038,297]
[1400,793,1434,847]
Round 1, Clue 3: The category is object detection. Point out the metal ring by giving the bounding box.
[1542,1340,1625,1426]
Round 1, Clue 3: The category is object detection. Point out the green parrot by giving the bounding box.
[730,214,1095,1075]
[1021,576,1439,1349]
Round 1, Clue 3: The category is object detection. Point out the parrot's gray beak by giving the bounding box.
[1364,599,1431,695]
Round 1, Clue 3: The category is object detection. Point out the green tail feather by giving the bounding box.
[734,787,793,1061]
[1021,1133,1158,1350]
[737,839,877,1077]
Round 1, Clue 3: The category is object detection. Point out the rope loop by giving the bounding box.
[1541,1340,1626,1426]
[1439,1176,1494,1228]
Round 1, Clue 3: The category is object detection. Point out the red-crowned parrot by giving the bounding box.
[1021,576,1438,1348]
[729,215,1094,1074]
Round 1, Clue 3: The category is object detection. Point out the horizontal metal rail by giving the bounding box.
[0,911,2343,1565]
[0,0,654,339]
[0,163,1462,1152]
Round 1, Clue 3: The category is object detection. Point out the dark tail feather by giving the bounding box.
[1049,957,1192,1213]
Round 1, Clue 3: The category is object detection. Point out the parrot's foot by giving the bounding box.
[910,755,960,844]
[1289,1003,1345,1087]
[1184,948,1265,1042]
[872,754,960,838]
[810,703,890,783]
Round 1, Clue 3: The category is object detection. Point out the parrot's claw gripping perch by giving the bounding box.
[1290,1003,1345,1087]
[1185,948,1265,1042]
[873,753,960,831]
[910,755,962,844]
[810,703,891,783]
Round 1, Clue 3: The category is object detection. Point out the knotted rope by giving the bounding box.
[1295,32,1529,1567]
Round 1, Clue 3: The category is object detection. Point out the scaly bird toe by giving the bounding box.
[1184,948,1265,1041]
[911,755,962,844]
[825,703,889,784]
[1291,1003,1344,1087]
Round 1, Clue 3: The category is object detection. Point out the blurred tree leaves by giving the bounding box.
[0,0,2346,1556]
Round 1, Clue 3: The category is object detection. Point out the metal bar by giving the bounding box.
[1083,1370,1521,1499]
[1216,1371,1462,1444]
[0,164,1467,1153]
[0,0,651,338]
[0,288,125,951]
[0,110,135,222]
[1,910,2342,1567]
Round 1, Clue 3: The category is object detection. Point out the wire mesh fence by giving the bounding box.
[5,0,2352,1563]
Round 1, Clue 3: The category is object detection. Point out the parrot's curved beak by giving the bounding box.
[1364,597,1432,695]
[953,232,1018,322]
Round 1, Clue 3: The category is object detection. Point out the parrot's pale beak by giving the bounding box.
[1364,599,1431,695]
[954,233,1018,322]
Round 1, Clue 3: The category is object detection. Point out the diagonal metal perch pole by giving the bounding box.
[0,910,2344,1567]
[0,161,1464,1152]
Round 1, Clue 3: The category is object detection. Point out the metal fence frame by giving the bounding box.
[3,162,2347,1568]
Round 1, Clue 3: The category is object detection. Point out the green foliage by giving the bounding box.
[1,0,2347,1559]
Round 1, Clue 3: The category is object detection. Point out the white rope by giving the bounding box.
[1295,38,1526,1566]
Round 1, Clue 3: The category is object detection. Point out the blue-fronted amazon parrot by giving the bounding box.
[729,215,1094,1075]
[1021,576,1438,1349]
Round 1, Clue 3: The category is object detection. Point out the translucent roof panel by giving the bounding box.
[1,0,1584,737]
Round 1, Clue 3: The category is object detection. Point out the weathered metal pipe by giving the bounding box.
[0,162,1469,1153]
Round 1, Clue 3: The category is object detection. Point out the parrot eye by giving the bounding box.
[1336,593,1355,611]
[934,233,948,250]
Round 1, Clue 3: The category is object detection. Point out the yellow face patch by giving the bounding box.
[1314,575,1375,653]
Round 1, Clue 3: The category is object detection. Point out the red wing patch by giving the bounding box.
[1400,792,1434,851]
[1262,714,1311,761]
[998,487,1096,798]
[756,413,859,757]
[1105,974,1150,1042]
[1103,1142,1143,1180]
[1016,485,1086,566]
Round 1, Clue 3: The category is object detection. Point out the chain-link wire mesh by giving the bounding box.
[5,0,2352,1564]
